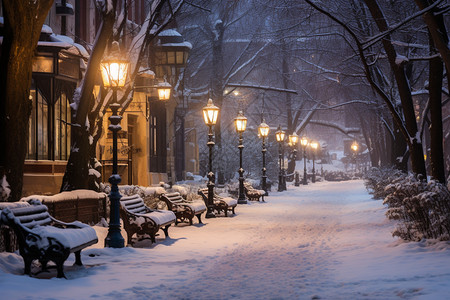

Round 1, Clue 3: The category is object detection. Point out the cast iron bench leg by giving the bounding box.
[196,214,203,224]
[74,250,82,266]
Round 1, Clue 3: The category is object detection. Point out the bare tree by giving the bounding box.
[0,0,55,201]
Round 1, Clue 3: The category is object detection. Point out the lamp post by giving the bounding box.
[275,126,286,192]
[258,121,270,196]
[100,42,129,248]
[234,111,248,204]
[202,99,219,218]
[300,136,309,185]
[289,132,299,184]
[351,141,359,173]
[310,141,319,183]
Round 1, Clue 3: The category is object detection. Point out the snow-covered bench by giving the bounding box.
[159,192,206,225]
[119,194,176,245]
[0,200,98,278]
[244,182,265,201]
[198,188,237,217]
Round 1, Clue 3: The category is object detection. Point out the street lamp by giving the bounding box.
[300,136,309,185]
[351,141,359,173]
[258,121,270,196]
[157,80,171,100]
[310,141,319,183]
[289,132,299,184]
[202,99,219,218]
[100,41,129,248]
[275,126,286,191]
[234,111,248,204]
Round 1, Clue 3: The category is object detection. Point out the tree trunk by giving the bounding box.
[428,53,446,183]
[0,0,54,201]
[364,0,427,179]
[60,3,117,191]
[212,20,225,185]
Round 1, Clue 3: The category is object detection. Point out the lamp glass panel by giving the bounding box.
[276,130,285,142]
[158,87,171,100]
[259,124,269,137]
[289,134,298,145]
[301,137,308,146]
[167,51,175,64]
[176,51,184,64]
[235,117,247,133]
[32,56,54,73]
[100,61,129,87]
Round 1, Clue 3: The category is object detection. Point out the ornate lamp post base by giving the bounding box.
[105,102,125,248]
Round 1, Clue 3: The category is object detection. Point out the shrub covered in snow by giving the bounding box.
[364,167,407,199]
[99,184,166,208]
[322,171,351,182]
[383,174,450,241]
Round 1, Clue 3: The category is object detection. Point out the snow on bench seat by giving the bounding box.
[198,188,237,217]
[159,192,206,225]
[119,194,175,244]
[0,200,98,278]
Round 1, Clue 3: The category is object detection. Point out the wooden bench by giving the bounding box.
[244,182,265,201]
[119,194,176,245]
[0,200,98,278]
[198,188,237,217]
[159,192,206,225]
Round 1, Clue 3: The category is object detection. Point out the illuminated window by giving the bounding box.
[27,81,72,161]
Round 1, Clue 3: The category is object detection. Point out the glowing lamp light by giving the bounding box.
[275,126,285,142]
[157,81,171,100]
[351,141,359,152]
[234,111,247,133]
[258,122,270,138]
[100,60,129,88]
[310,141,319,150]
[202,98,219,126]
[289,132,299,146]
[300,136,309,147]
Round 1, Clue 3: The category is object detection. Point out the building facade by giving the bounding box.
[0,0,199,196]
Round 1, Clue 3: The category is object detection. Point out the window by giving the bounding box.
[148,98,166,173]
[27,80,72,161]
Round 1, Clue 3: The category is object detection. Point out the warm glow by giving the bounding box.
[351,141,359,152]
[289,132,299,145]
[234,111,247,133]
[300,136,309,147]
[310,141,319,150]
[202,99,219,125]
[100,60,129,88]
[158,87,171,100]
[258,122,270,137]
[275,127,285,142]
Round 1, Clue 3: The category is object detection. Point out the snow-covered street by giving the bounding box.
[1,180,449,299]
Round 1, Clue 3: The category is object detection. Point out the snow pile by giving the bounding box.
[384,175,450,241]
[0,180,449,299]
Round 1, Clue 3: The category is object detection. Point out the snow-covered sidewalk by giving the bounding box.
[1,180,449,299]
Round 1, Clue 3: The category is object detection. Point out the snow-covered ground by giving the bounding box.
[1,180,449,299]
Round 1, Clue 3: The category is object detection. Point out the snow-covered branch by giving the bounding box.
[226,83,297,94]
[361,0,445,50]
[307,119,360,135]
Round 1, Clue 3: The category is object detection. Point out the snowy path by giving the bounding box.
[1,180,449,299]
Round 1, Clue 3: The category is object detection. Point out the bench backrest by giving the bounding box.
[198,188,208,197]
[120,194,149,214]
[162,192,184,204]
[198,188,222,200]
[4,203,52,228]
